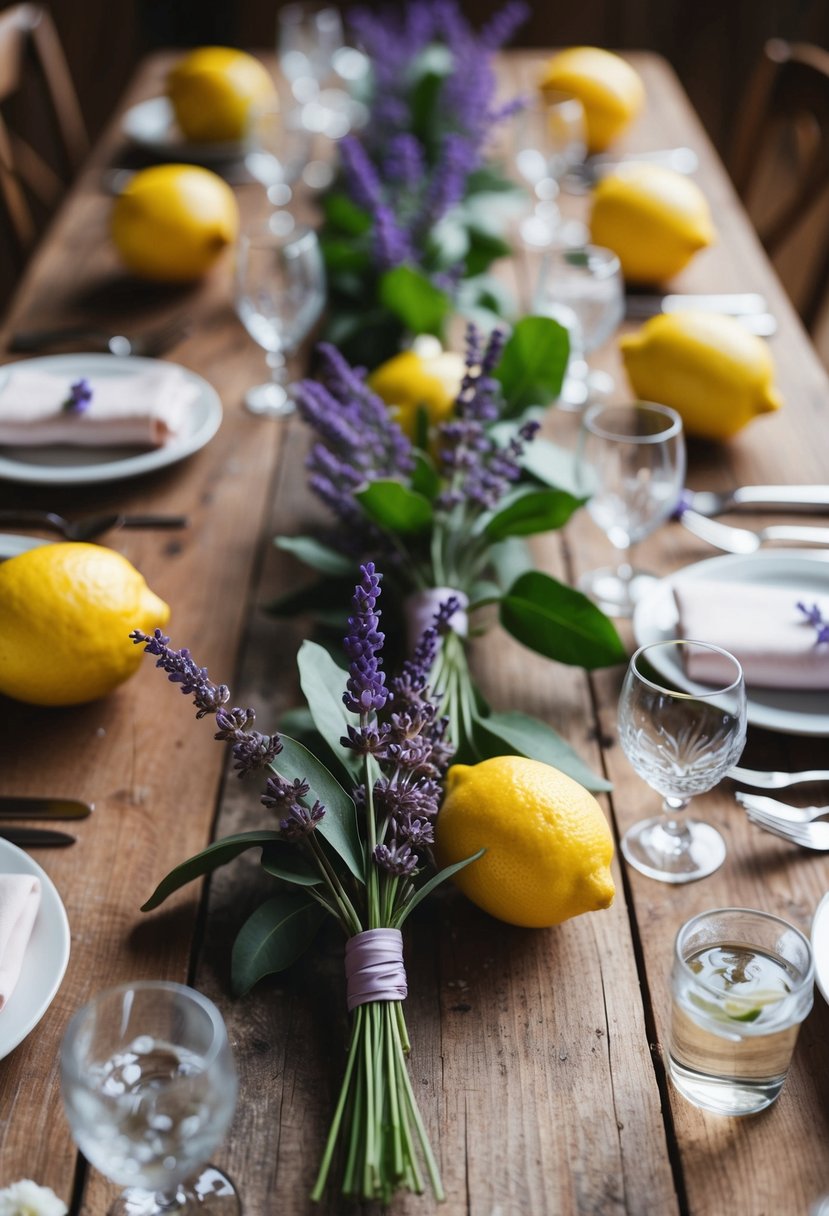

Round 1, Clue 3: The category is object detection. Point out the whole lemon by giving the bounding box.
[168,47,276,143]
[111,164,239,282]
[619,311,783,441]
[0,543,170,706]
[436,756,615,929]
[540,47,645,153]
[368,338,464,441]
[590,164,715,283]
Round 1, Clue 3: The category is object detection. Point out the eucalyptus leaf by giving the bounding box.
[275,535,355,578]
[231,892,326,995]
[496,316,570,415]
[518,436,586,497]
[296,642,362,778]
[500,571,627,669]
[379,266,450,336]
[142,831,284,911]
[277,733,364,879]
[394,849,485,927]
[260,843,323,886]
[483,487,586,541]
[474,710,611,791]
[356,479,433,534]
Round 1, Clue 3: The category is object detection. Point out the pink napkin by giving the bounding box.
[673,579,829,690]
[0,875,40,1010]
[0,366,199,448]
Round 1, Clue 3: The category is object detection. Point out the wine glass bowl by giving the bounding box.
[618,640,747,883]
[514,91,587,248]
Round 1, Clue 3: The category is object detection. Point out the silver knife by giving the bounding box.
[0,827,76,847]
[626,292,767,318]
[689,486,829,516]
[0,796,92,819]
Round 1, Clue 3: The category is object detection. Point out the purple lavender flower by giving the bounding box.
[62,378,93,415]
[343,563,390,714]
[796,601,829,644]
[373,841,418,877]
[262,775,311,810]
[130,629,230,718]
[279,801,326,840]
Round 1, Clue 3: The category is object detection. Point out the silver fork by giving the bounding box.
[0,510,188,542]
[736,792,829,824]
[679,508,829,553]
[8,315,192,358]
[728,764,829,788]
[742,805,829,850]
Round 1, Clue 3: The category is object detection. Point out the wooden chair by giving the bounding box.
[0,3,88,263]
[730,38,829,333]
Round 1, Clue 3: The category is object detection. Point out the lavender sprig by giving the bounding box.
[797,601,829,644]
[62,378,92,414]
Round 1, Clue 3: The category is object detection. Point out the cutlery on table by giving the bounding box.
[678,508,829,553]
[7,314,192,358]
[0,827,76,847]
[741,803,829,851]
[0,511,189,542]
[728,765,829,789]
[625,291,767,319]
[0,796,92,819]
[736,792,829,823]
[574,146,699,187]
[685,485,829,517]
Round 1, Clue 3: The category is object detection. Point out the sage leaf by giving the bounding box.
[379,265,450,335]
[394,850,485,927]
[483,487,585,541]
[231,892,326,995]
[495,316,570,415]
[141,830,284,911]
[260,843,322,886]
[296,640,361,778]
[500,571,627,669]
[275,535,356,577]
[356,479,433,534]
[277,733,363,880]
[473,710,611,792]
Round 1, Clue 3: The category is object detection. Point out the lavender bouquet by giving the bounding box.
[135,565,480,1203]
[274,321,625,791]
[321,0,528,367]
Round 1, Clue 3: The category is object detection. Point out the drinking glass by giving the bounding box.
[278,3,352,138]
[513,91,587,248]
[244,94,311,205]
[618,640,747,883]
[577,401,685,615]
[533,245,624,407]
[235,221,325,417]
[670,908,814,1115]
[60,981,239,1215]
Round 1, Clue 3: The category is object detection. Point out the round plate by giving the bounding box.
[633,550,829,736]
[122,96,250,164]
[813,892,829,1005]
[0,836,70,1060]
[0,353,222,486]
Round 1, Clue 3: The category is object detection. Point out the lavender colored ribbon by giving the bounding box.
[404,587,469,649]
[344,928,408,1012]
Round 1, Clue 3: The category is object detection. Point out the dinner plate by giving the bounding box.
[0,837,70,1060]
[633,550,829,736]
[122,96,250,163]
[812,892,829,1005]
[0,353,222,486]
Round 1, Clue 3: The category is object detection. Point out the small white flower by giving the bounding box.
[0,1180,67,1216]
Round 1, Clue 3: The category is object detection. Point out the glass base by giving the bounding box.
[621,816,726,883]
[578,566,657,617]
[244,381,294,418]
[557,368,615,412]
[668,1055,784,1116]
[111,1167,240,1215]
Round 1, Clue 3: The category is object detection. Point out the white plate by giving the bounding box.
[0,353,222,486]
[122,97,250,164]
[633,551,829,736]
[0,837,70,1059]
[813,892,829,1005]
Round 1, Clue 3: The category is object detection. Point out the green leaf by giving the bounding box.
[464,226,512,277]
[322,191,372,236]
[495,316,570,415]
[296,641,361,778]
[465,165,526,195]
[275,535,355,578]
[379,265,450,336]
[141,831,284,911]
[394,849,485,927]
[473,710,611,791]
[277,733,364,880]
[488,537,535,589]
[483,487,586,541]
[517,436,586,497]
[260,843,322,886]
[320,237,371,276]
[426,216,470,270]
[231,892,326,995]
[500,571,627,669]
[356,479,433,534]
[411,449,441,499]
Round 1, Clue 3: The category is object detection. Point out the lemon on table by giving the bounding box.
[167,47,276,143]
[590,164,715,283]
[435,756,615,929]
[619,311,783,441]
[540,47,645,153]
[111,164,239,282]
[0,543,170,706]
[368,337,464,441]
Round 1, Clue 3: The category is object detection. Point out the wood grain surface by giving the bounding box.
[0,49,827,1216]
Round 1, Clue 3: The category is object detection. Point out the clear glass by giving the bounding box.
[234,221,325,417]
[60,981,239,1215]
[618,641,747,883]
[244,93,311,205]
[577,402,685,615]
[670,908,814,1114]
[513,91,587,249]
[533,245,625,408]
[277,3,353,138]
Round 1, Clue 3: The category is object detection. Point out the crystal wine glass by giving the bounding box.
[244,93,311,206]
[618,640,747,883]
[514,90,587,249]
[278,3,352,138]
[235,220,325,417]
[577,401,685,615]
[60,981,239,1215]
[533,245,624,407]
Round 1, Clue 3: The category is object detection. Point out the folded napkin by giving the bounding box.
[673,579,829,690]
[0,366,199,448]
[0,875,40,1010]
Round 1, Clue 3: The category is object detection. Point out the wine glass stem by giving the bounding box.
[616,540,634,584]
[662,795,691,837]
[152,1192,182,1212]
[267,350,287,387]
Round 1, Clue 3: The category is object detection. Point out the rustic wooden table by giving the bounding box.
[0,49,828,1216]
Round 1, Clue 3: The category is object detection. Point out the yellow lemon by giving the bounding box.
[619,311,783,441]
[111,164,239,282]
[167,47,276,143]
[0,543,170,706]
[590,164,715,283]
[436,756,615,929]
[540,47,645,153]
[368,338,464,441]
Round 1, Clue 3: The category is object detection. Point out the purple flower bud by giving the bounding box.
[62,378,93,414]
[373,841,418,877]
